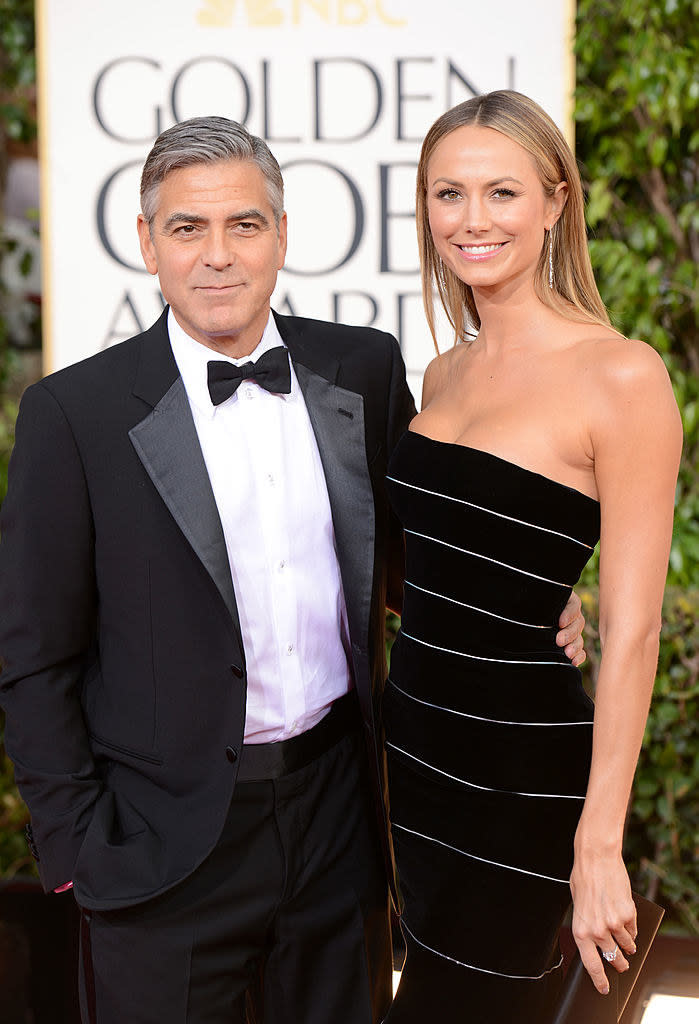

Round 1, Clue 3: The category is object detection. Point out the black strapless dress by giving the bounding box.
[384,431,601,1023]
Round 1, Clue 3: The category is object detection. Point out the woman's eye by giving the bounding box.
[436,188,460,201]
[492,188,516,199]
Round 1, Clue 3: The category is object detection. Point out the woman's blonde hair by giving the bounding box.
[416,90,611,348]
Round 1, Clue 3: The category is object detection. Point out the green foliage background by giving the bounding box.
[573,0,699,935]
[576,0,699,592]
[0,0,697,932]
[0,0,34,504]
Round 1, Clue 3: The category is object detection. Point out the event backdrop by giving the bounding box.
[37,0,574,394]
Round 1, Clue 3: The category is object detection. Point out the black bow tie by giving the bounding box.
[207,346,291,406]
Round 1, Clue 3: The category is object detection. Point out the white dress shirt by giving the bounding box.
[168,310,352,743]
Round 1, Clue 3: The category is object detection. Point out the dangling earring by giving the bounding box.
[548,230,554,289]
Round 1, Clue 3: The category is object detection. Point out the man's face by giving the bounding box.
[137,159,287,357]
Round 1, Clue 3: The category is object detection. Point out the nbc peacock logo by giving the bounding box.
[196,0,407,27]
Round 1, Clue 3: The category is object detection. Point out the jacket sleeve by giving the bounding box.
[0,381,101,891]
[384,336,417,615]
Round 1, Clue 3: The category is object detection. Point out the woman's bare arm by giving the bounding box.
[570,338,682,993]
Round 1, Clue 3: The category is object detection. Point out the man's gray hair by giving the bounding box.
[140,116,285,228]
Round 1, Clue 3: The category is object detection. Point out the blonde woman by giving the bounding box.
[383,91,681,1022]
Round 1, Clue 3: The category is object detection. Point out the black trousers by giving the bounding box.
[78,729,392,1023]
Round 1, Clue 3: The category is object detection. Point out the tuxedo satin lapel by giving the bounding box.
[294,363,375,667]
[128,377,241,641]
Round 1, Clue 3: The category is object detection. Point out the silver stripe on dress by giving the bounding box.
[392,823,569,884]
[405,580,549,629]
[387,474,593,549]
[388,678,593,728]
[400,629,574,668]
[386,742,586,800]
[401,921,564,980]
[405,529,572,587]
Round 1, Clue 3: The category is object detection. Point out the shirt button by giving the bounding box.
[278,560,285,570]
[225,746,238,763]
[290,720,299,734]
[267,473,275,485]
[246,388,254,400]
[286,643,294,655]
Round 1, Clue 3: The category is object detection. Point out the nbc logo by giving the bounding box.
[197,0,407,26]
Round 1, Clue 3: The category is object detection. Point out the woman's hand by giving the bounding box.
[557,590,586,667]
[569,846,637,994]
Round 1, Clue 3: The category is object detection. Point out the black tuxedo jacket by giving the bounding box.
[0,309,416,910]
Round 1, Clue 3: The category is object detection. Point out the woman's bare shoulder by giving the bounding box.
[574,332,673,394]
[422,343,467,405]
[571,333,681,455]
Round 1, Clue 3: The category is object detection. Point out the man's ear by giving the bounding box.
[137,214,158,276]
[276,211,288,271]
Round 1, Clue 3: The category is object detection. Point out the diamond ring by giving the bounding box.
[601,945,619,963]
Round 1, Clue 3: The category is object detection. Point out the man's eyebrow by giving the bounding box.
[162,213,207,230]
[230,208,270,226]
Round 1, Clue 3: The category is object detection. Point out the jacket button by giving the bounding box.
[225,746,238,763]
[230,664,244,679]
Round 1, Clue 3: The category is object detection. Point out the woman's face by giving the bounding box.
[426,123,565,295]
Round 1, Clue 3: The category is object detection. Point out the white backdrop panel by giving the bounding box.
[38,0,573,396]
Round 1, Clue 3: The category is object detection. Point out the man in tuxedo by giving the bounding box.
[0,118,585,1024]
